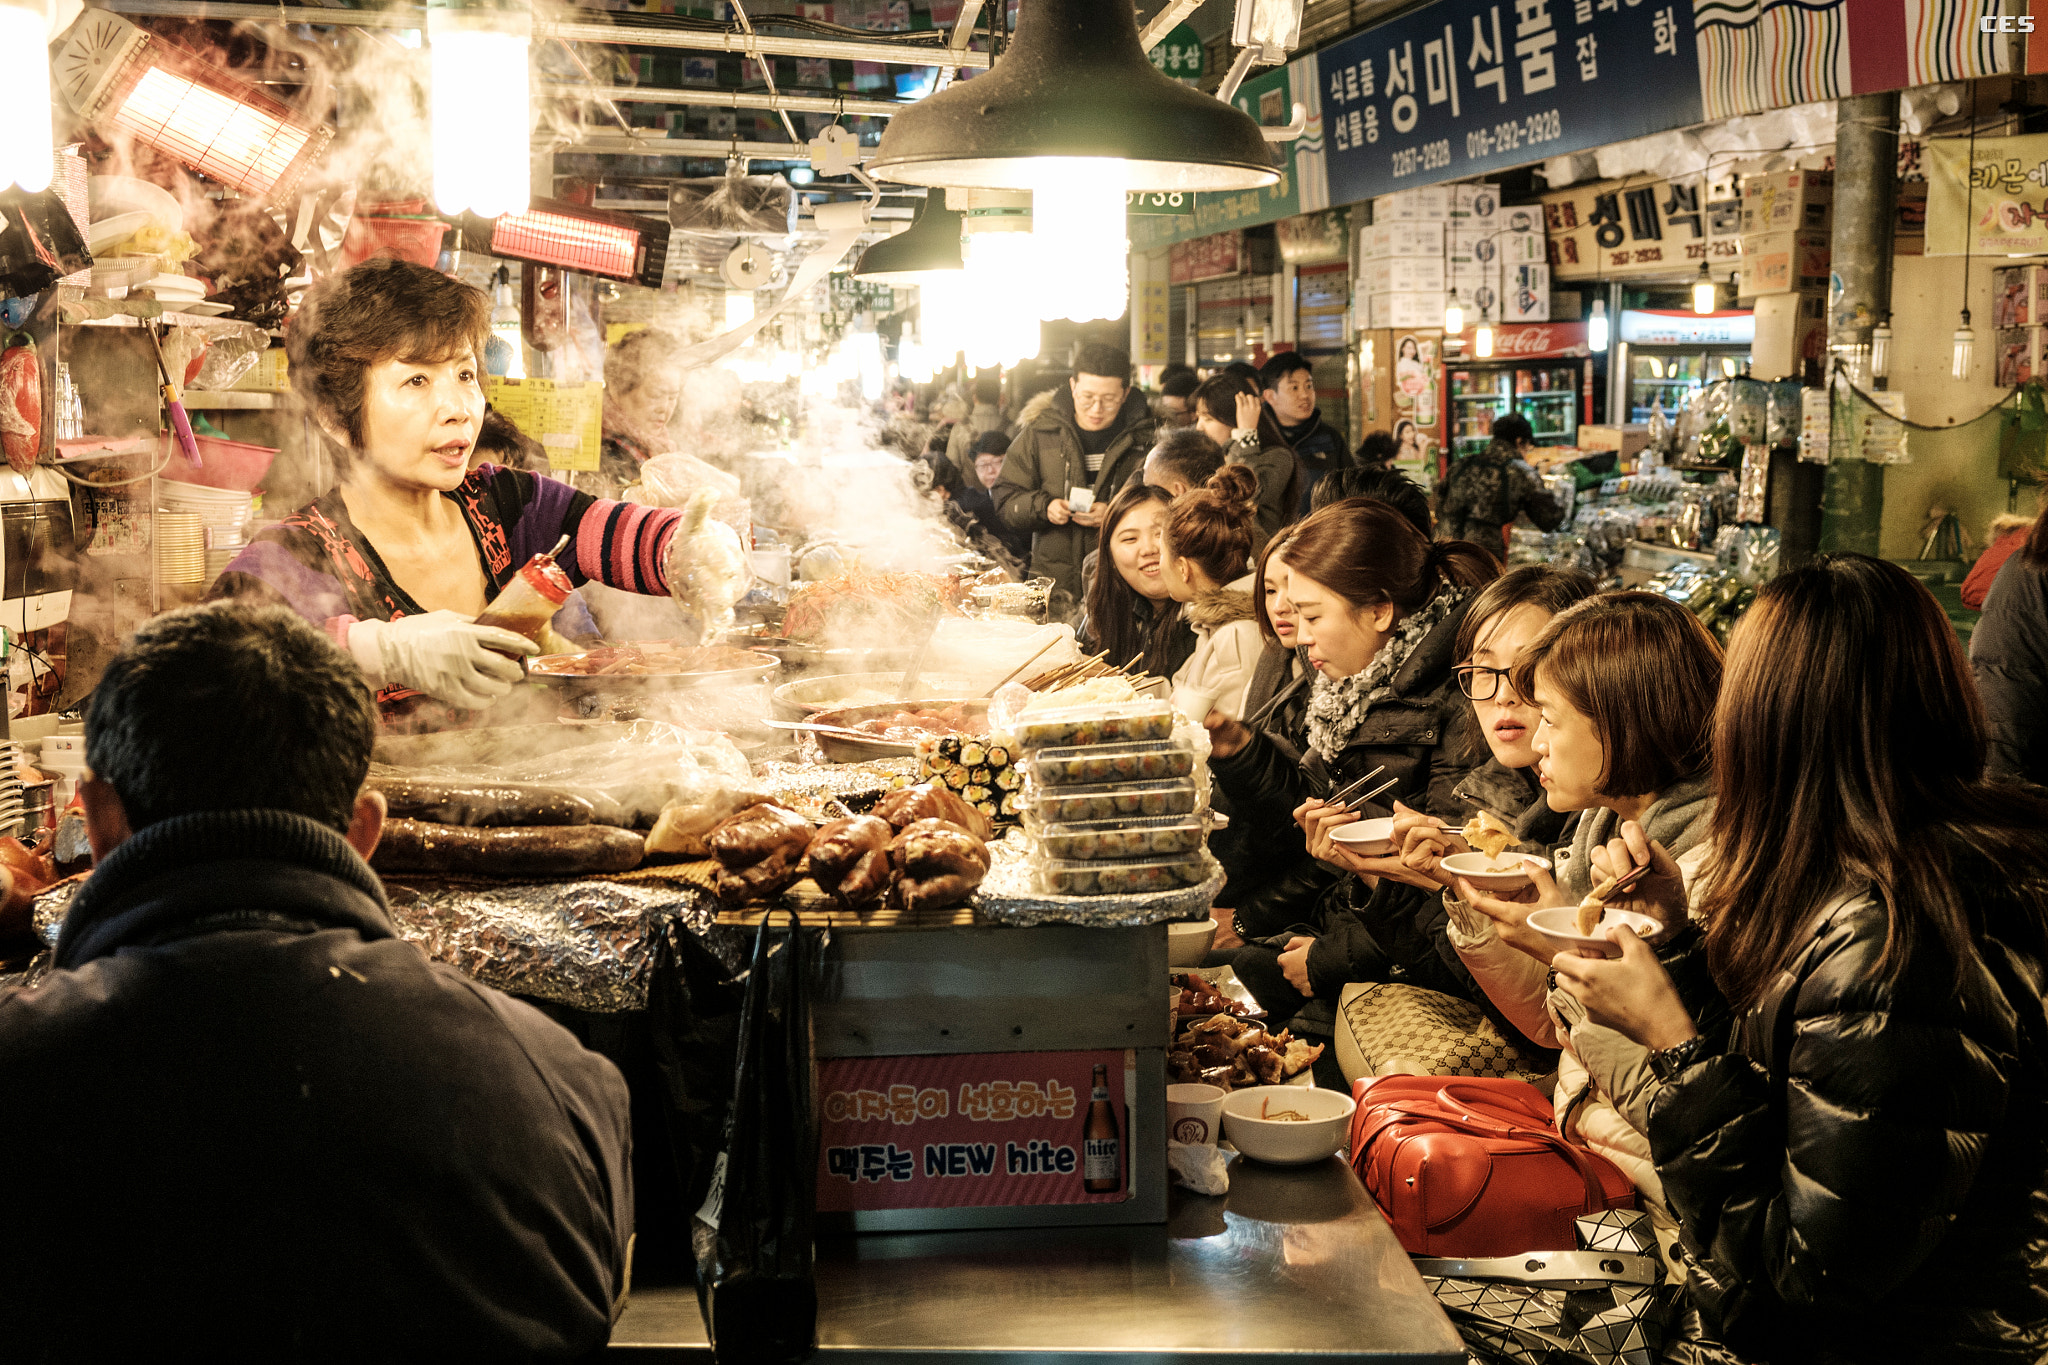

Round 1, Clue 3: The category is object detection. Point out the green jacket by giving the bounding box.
[992,385,1158,614]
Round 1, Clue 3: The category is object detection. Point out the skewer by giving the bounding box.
[981,634,1062,696]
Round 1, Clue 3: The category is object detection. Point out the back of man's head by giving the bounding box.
[1258,351,1315,390]
[1073,342,1130,385]
[88,603,377,835]
[1147,427,1224,489]
[1310,467,1434,537]
[1160,370,1199,401]
[972,369,1002,405]
[1490,412,1535,449]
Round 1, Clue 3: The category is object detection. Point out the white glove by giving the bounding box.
[666,490,751,644]
[347,610,535,710]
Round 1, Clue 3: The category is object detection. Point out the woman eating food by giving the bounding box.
[215,259,747,728]
[1449,592,1727,1267]
[1075,483,1195,681]
[1388,563,1598,888]
[1204,498,1498,1021]
[1551,555,2048,1363]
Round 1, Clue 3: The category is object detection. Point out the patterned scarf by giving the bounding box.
[1303,586,1470,763]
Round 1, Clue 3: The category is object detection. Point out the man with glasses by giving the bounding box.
[993,342,1158,617]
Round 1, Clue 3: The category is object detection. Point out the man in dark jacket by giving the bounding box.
[1260,351,1348,515]
[0,603,633,1360]
[1435,411,1565,553]
[993,342,1158,615]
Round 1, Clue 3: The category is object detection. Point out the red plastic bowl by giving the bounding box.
[161,434,277,492]
[337,216,450,270]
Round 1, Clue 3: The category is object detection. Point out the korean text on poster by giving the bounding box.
[817,1049,1135,1212]
[1317,0,1703,205]
[483,378,604,473]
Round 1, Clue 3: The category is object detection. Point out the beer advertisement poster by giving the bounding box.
[816,1050,1136,1211]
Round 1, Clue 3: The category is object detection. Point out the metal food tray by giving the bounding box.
[973,837,1221,928]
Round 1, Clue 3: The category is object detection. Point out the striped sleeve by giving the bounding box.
[570,498,684,597]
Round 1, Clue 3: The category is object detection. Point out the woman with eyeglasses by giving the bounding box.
[1449,592,1727,1271]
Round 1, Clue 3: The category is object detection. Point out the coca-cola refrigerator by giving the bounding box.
[1441,322,1593,468]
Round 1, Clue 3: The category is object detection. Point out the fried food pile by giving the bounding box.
[1168,1014,1324,1090]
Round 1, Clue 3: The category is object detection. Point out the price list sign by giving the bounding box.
[1317,0,1704,205]
[483,378,604,473]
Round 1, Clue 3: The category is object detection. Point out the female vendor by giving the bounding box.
[216,259,745,726]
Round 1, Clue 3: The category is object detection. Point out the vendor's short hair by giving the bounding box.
[1146,427,1223,488]
[87,603,377,835]
[1511,592,1722,798]
[288,259,489,451]
[606,327,685,396]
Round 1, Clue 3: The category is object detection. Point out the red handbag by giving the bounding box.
[1348,1074,1637,1258]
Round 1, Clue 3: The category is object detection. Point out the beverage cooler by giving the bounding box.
[1441,322,1593,463]
[1615,309,1755,425]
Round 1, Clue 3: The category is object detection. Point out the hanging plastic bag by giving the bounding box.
[694,908,820,1365]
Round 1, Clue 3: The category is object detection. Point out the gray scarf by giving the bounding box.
[1303,586,1469,764]
[1554,770,1714,901]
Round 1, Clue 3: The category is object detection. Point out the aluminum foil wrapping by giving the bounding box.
[383,878,722,1013]
[28,873,724,1015]
[972,836,1221,928]
[754,757,918,822]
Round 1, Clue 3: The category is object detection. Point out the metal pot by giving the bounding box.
[808,698,989,763]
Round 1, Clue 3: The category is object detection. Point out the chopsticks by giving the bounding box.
[1241,671,1310,731]
[1324,764,1386,810]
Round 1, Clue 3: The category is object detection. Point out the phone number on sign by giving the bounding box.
[1465,110,1563,159]
[1390,140,1453,179]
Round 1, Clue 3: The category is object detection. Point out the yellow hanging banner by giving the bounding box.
[1925,133,2048,257]
[482,377,605,473]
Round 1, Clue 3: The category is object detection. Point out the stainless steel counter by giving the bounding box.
[609,1156,1464,1361]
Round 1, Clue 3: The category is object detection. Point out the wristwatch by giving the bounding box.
[1648,1034,1712,1082]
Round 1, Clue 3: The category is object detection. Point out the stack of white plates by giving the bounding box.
[160,482,254,553]
[155,511,206,584]
[0,741,27,839]
[205,546,239,581]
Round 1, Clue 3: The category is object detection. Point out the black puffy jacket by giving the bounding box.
[1646,849,2048,1364]
[1214,592,1487,944]
[1971,547,2048,787]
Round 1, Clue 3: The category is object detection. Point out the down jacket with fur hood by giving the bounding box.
[1172,573,1263,720]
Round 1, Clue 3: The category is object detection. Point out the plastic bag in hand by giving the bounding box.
[668,489,752,644]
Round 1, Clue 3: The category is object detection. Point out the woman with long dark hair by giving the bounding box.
[1970,493,2048,785]
[1075,482,1195,681]
[1552,555,2048,1363]
[1192,373,1300,551]
[1206,498,1499,1022]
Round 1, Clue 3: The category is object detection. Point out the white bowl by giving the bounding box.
[86,210,151,252]
[1221,1084,1356,1165]
[1166,916,1218,967]
[1441,850,1552,891]
[1526,906,1663,960]
[1328,815,1395,855]
[89,175,183,233]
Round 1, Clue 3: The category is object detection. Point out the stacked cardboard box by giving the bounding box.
[1362,184,1548,328]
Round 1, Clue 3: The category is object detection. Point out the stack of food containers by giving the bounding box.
[1009,699,1212,897]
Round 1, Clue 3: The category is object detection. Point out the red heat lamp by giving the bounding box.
[459,198,670,290]
[55,10,333,203]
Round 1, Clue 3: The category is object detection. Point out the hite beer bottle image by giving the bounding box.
[1082,1063,1121,1193]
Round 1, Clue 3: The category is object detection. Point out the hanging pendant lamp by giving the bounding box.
[853,194,964,284]
[869,0,1279,192]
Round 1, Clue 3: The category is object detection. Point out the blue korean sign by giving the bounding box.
[1317,0,1704,205]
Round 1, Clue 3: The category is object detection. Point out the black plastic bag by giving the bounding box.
[694,909,819,1365]
[0,188,91,299]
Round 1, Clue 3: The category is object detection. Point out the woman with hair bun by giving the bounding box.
[1159,464,1265,721]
